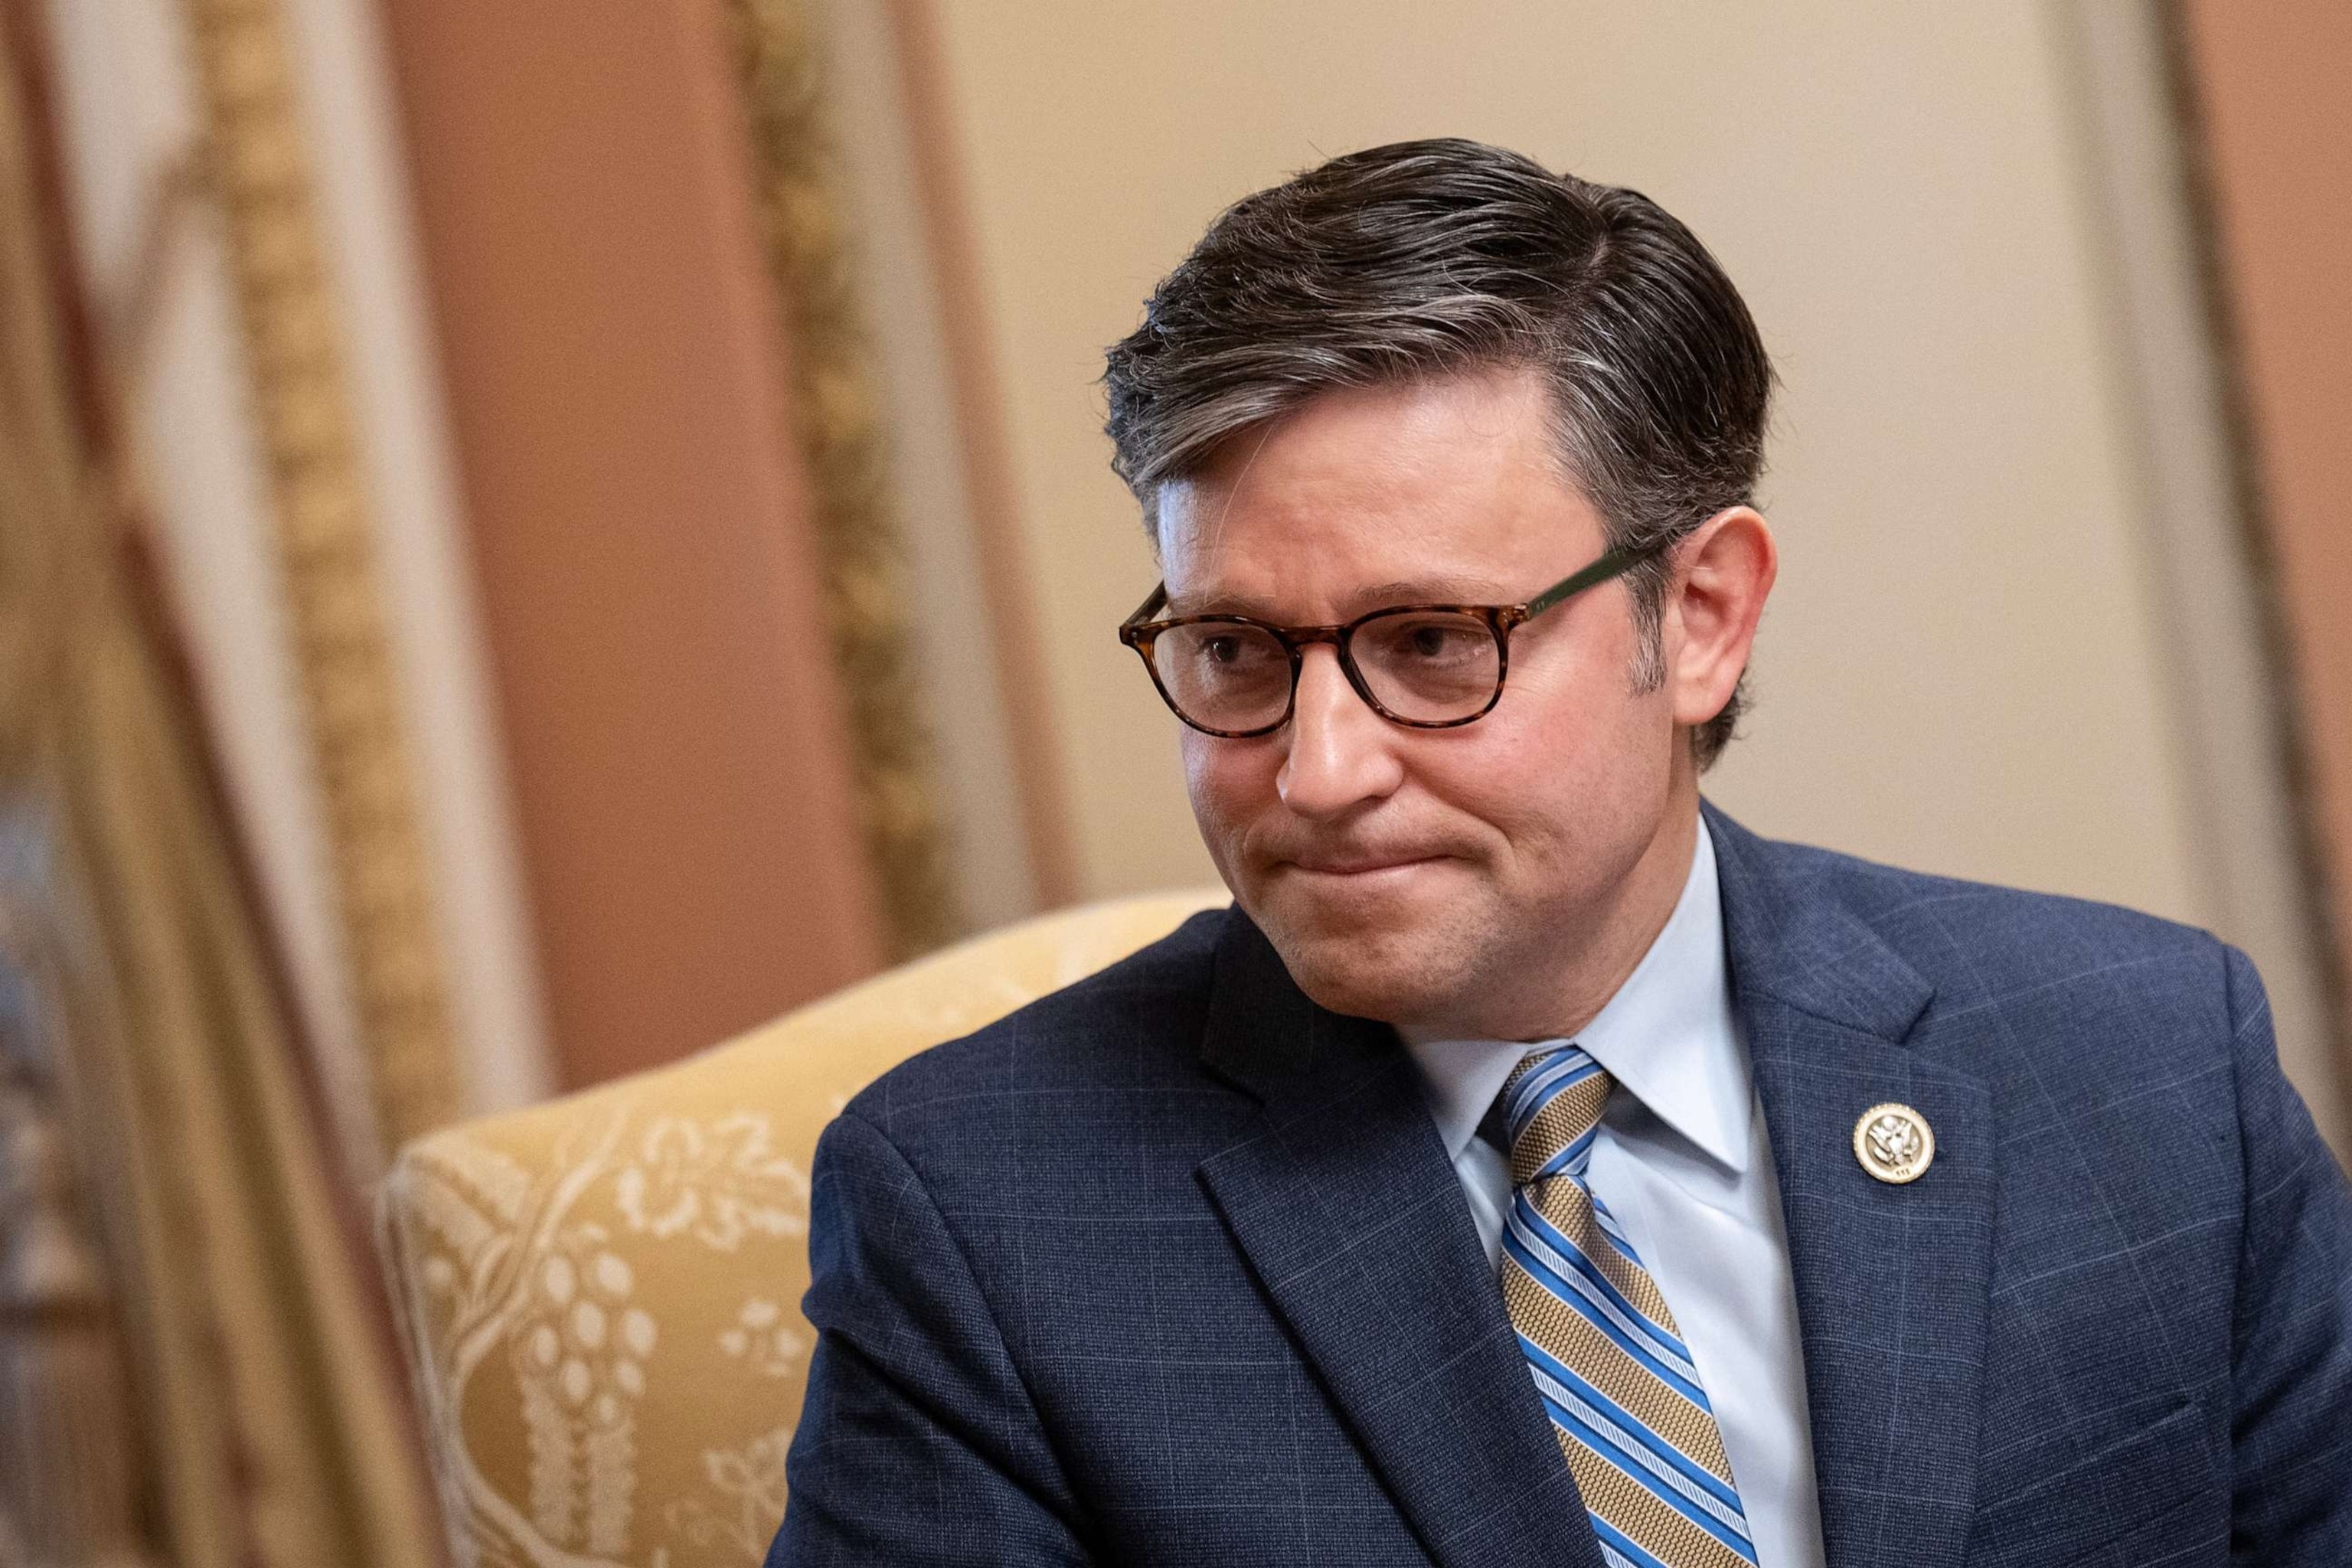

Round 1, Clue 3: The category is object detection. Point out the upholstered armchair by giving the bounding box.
[380,890,1226,1568]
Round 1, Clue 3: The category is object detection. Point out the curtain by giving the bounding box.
[0,30,440,1568]
[726,0,962,961]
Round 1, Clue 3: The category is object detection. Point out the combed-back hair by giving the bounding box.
[1102,137,1773,768]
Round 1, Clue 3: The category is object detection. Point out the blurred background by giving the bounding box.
[2,1,2347,1564]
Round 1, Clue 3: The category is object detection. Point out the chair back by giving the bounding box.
[380,890,1227,1567]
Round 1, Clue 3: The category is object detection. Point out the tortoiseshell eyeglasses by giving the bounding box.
[1116,544,1659,738]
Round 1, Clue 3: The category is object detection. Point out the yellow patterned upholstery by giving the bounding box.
[380,891,1227,1567]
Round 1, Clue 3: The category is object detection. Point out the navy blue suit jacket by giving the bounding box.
[773,808,2352,1566]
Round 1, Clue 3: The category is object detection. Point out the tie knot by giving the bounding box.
[1493,1044,1612,1187]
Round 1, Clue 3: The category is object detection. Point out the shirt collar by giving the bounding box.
[1397,815,1751,1174]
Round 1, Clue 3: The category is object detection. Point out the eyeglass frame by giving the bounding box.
[1116,541,1665,738]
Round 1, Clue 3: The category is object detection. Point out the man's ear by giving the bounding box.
[1665,506,1776,729]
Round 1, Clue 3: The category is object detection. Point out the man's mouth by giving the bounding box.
[1281,852,1445,877]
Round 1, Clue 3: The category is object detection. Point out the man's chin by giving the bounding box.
[1246,900,1474,1024]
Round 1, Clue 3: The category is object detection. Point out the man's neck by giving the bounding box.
[1532,804,1700,1042]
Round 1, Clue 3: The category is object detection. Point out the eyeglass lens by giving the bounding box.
[1151,609,1502,731]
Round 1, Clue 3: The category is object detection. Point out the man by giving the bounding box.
[773,139,2351,1566]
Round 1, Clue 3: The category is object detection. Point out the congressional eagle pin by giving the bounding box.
[1853,1102,1934,1184]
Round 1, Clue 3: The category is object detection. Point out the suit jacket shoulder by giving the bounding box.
[1722,822,2239,1084]
[839,906,1235,1161]
[778,815,2352,1568]
[1743,825,2220,978]
[1707,809,2350,1566]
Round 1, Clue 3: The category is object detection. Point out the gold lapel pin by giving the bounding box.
[1854,1102,1934,1184]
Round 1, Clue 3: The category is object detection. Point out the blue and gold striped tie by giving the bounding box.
[1496,1046,1757,1568]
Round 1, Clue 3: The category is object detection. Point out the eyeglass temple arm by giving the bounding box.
[1520,544,1659,622]
[1123,583,1170,628]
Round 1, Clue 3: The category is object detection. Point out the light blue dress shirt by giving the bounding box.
[1399,817,1828,1568]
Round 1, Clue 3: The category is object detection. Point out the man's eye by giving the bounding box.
[1188,630,1279,675]
[1390,619,1483,660]
[1408,626,1454,657]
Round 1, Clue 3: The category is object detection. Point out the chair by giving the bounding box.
[379,890,1227,1568]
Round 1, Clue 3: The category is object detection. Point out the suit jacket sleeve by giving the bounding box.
[770,1111,1095,1566]
[2224,945,2352,1563]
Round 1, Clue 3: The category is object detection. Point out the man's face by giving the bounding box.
[1155,366,1690,1034]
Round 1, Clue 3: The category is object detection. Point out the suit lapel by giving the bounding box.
[1194,916,1602,1568]
[1709,805,1996,1568]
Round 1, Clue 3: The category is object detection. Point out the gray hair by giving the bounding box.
[1102,138,1773,768]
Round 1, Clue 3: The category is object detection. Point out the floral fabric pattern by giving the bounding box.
[381,892,1225,1567]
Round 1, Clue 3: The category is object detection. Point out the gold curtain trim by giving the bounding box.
[181,0,459,1152]
[725,0,964,961]
[2,15,444,1563]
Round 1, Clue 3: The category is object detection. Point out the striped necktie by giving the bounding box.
[1494,1045,1757,1568]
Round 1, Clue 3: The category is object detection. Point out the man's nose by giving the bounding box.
[1276,645,1404,818]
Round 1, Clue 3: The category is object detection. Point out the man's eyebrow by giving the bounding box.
[1349,577,1504,607]
[1166,576,1509,619]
